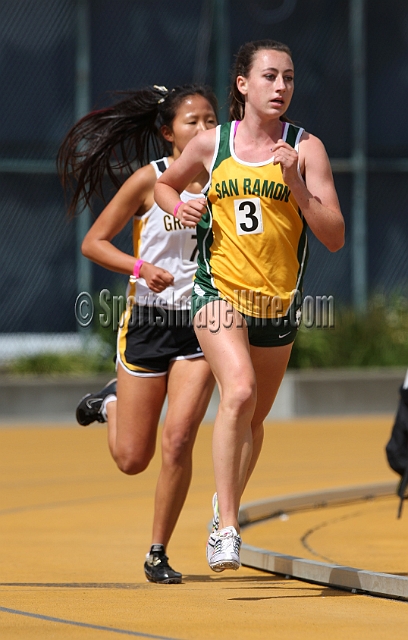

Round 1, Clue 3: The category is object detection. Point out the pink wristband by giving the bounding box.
[173,201,183,218]
[133,259,144,279]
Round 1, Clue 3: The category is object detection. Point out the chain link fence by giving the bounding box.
[1,0,407,359]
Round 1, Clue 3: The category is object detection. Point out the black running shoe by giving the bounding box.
[144,544,182,584]
[75,378,117,426]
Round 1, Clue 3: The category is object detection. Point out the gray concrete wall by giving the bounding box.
[0,368,405,423]
[271,368,405,419]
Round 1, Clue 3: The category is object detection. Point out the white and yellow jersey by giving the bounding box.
[194,121,309,318]
[130,157,200,309]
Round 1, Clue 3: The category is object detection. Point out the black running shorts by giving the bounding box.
[117,305,203,376]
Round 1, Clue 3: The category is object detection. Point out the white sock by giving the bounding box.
[101,394,116,421]
[403,369,408,390]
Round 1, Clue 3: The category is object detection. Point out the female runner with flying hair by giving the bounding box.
[58,83,218,583]
[155,40,345,572]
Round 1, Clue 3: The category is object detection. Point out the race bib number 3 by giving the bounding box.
[234,197,263,236]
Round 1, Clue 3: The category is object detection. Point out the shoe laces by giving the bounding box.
[214,528,241,554]
[147,545,168,567]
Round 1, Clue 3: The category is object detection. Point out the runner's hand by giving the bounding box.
[270,139,300,187]
[139,263,174,292]
[176,198,207,228]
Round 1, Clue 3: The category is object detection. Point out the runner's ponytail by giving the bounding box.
[58,84,217,216]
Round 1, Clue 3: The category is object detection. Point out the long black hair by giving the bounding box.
[229,39,293,122]
[57,84,218,216]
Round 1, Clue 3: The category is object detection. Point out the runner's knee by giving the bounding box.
[114,444,154,475]
[221,379,257,417]
[161,425,194,466]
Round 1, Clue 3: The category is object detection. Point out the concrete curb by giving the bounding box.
[0,368,404,422]
[239,482,408,601]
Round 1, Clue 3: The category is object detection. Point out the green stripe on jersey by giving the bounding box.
[212,122,233,173]
[285,123,301,148]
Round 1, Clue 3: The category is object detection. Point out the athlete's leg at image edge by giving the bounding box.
[194,300,292,570]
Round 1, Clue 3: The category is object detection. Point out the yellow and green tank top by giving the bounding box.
[194,120,309,318]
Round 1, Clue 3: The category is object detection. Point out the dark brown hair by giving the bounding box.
[229,39,293,122]
[57,84,218,215]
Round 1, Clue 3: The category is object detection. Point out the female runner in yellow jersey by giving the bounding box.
[155,40,345,572]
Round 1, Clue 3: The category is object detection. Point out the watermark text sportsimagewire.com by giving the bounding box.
[74,289,335,332]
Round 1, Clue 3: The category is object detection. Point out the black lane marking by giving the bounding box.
[0,606,181,640]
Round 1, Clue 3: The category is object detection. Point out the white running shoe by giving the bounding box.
[206,530,219,566]
[211,492,219,533]
[207,526,241,572]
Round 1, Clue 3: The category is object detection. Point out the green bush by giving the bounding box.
[8,351,114,376]
[289,293,408,368]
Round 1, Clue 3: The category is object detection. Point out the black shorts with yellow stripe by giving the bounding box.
[117,305,203,377]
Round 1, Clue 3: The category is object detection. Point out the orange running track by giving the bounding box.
[0,415,407,639]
